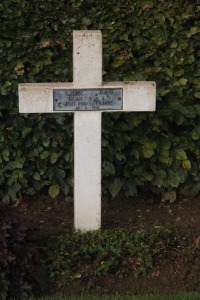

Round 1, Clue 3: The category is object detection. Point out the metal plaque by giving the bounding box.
[53,88,123,111]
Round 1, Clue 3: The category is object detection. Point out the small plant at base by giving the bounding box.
[37,226,187,288]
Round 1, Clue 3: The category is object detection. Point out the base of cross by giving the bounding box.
[19,31,156,232]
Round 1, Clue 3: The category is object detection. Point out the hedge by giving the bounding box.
[0,0,200,202]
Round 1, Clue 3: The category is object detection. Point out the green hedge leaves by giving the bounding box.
[0,0,200,201]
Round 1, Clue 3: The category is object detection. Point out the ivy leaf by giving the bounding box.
[167,169,186,188]
[111,59,125,68]
[33,172,41,181]
[2,149,9,161]
[109,179,122,197]
[64,152,72,162]
[50,151,60,164]
[179,78,188,86]
[40,151,49,160]
[182,160,191,170]
[192,131,199,140]
[22,128,32,138]
[194,92,200,99]
[48,185,59,198]
[42,139,50,147]
[159,152,172,165]
[82,17,91,25]
[115,152,126,161]
[190,183,200,197]
[142,148,154,158]
[116,121,129,131]
[143,172,153,181]
[8,183,21,199]
[174,149,187,161]
[63,183,70,196]
[167,175,180,188]
[102,161,115,176]
[187,55,195,64]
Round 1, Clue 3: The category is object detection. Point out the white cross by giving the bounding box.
[19,30,156,232]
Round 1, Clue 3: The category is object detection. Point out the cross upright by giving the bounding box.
[19,30,156,232]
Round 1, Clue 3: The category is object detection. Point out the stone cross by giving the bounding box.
[19,30,156,232]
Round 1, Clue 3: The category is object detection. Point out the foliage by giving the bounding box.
[0,0,200,201]
[33,294,200,300]
[0,203,38,299]
[38,227,187,287]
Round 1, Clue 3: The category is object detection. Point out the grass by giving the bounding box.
[36,294,200,300]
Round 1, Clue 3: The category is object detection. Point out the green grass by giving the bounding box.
[36,294,200,300]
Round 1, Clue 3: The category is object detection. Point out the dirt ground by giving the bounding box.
[19,194,200,295]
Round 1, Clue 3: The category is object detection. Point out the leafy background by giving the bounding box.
[0,0,200,202]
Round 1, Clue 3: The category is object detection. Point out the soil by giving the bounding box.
[18,194,200,296]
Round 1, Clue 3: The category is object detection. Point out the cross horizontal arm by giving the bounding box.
[18,81,156,113]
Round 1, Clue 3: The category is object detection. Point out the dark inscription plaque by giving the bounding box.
[53,88,123,111]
